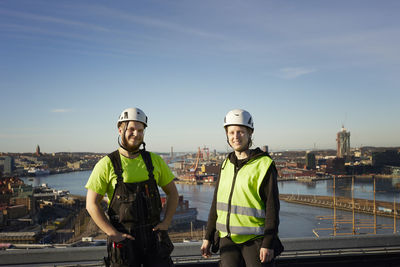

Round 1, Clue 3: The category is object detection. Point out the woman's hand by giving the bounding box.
[260,248,274,263]
[200,239,212,258]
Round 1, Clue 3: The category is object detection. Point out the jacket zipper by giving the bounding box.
[226,165,239,237]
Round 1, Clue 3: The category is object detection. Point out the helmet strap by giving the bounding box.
[118,122,143,155]
[117,136,143,156]
[142,142,146,150]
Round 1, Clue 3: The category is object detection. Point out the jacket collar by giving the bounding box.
[228,147,270,168]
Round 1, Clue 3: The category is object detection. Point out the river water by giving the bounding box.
[22,171,400,238]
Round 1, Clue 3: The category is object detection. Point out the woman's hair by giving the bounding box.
[246,127,254,148]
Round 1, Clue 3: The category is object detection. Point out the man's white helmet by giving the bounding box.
[117,107,148,127]
[224,109,254,130]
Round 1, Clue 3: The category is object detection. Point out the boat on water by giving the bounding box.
[161,195,198,227]
[27,167,50,176]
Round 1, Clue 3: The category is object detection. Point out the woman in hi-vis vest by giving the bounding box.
[201,109,283,267]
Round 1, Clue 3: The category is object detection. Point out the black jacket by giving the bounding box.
[205,147,280,249]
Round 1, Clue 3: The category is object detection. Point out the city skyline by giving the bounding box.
[1,1,399,153]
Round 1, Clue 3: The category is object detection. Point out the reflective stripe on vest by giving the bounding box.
[216,222,264,235]
[216,155,273,244]
[216,202,266,218]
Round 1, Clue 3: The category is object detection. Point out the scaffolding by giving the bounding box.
[313,176,398,237]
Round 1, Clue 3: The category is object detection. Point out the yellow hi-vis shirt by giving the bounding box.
[85,151,174,203]
[216,155,273,244]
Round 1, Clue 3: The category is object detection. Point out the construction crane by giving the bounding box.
[189,147,201,170]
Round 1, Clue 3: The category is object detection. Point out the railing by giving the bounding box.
[1,234,400,266]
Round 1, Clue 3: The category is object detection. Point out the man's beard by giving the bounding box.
[122,138,142,152]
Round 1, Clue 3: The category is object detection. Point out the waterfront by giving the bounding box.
[22,172,400,238]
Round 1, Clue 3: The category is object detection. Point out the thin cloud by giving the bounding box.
[0,9,110,32]
[88,5,226,40]
[303,28,400,62]
[278,67,316,79]
[0,6,227,57]
[0,6,223,41]
[51,109,72,113]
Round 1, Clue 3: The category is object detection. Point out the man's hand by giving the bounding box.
[153,221,170,231]
[108,231,135,243]
[260,248,274,263]
[200,240,212,258]
[86,189,135,243]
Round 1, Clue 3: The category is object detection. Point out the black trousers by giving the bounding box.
[107,238,174,267]
[219,237,276,267]
[109,255,173,267]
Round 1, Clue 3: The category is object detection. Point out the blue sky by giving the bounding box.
[1,0,399,153]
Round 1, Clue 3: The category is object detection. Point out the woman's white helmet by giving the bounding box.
[117,107,148,127]
[224,109,254,130]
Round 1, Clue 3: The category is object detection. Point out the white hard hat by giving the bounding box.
[224,109,254,130]
[117,107,148,127]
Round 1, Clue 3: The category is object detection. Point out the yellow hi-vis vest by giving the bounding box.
[216,155,273,244]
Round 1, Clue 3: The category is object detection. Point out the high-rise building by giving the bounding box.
[4,156,15,175]
[305,151,316,170]
[336,126,350,159]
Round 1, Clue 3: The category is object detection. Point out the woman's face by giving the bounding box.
[226,125,251,152]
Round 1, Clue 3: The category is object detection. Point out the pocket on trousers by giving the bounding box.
[155,230,174,258]
[107,238,129,265]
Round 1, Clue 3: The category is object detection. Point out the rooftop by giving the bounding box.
[1,234,400,266]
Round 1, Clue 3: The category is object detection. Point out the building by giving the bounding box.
[3,156,15,175]
[35,145,42,156]
[11,194,36,215]
[67,161,81,170]
[200,163,220,175]
[305,151,316,170]
[0,231,39,244]
[384,165,400,176]
[372,150,400,173]
[326,157,346,174]
[336,126,351,159]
